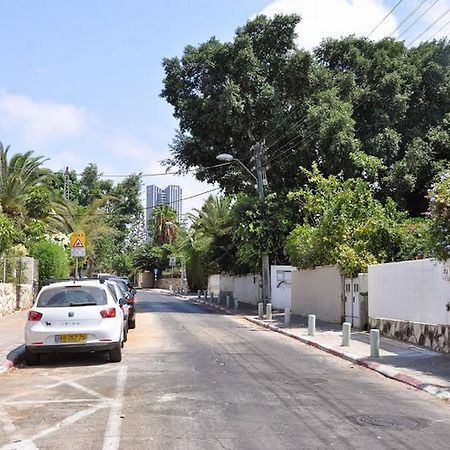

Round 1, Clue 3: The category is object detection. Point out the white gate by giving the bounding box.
[345,278,361,328]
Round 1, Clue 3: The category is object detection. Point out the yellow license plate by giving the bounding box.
[57,334,87,343]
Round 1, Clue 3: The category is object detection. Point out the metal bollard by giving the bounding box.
[204,290,208,301]
[284,308,291,327]
[197,290,201,299]
[308,314,316,336]
[211,293,215,303]
[226,294,230,308]
[266,303,272,321]
[258,302,264,319]
[342,322,351,347]
[370,329,380,358]
[234,297,239,310]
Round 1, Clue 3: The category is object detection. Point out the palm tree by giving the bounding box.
[152,205,178,245]
[0,143,49,217]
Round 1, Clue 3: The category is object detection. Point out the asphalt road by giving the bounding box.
[1,290,450,450]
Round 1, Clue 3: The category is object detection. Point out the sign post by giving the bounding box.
[169,255,176,291]
[70,232,86,279]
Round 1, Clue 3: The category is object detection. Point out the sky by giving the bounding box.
[1,0,449,217]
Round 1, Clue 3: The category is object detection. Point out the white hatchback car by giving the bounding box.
[25,279,126,365]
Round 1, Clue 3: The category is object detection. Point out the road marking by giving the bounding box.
[102,366,128,450]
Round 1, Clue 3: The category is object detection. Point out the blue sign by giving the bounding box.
[153,268,159,275]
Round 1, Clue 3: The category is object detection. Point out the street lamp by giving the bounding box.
[216,154,258,183]
[216,151,270,306]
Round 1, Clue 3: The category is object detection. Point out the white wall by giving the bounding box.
[208,274,260,305]
[291,265,344,323]
[271,265,296,309]
[369,259,450,325]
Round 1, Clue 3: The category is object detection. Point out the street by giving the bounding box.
[1,290,450,450]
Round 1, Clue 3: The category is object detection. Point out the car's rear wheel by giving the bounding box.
[109,343,122,362]
[128,317,136,329]
[25,350,40,366]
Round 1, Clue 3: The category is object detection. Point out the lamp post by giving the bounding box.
[216,149,271,306]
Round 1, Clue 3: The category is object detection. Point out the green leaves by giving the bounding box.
[286,166,417,277]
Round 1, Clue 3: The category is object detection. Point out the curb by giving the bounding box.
[0,344,26,376]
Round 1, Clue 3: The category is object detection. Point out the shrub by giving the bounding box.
[30,240,69,284]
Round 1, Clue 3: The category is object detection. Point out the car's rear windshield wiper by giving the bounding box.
[69,302,98,306]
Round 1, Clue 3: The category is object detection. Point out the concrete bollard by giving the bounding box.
[308,314,316,336]
[226,294,231,308]
[234,297,239,310]
[197,290,201,299]
[342,322,351,347]
[284,308,291,327]
[258,302,264,319]
[266,303,272,321]
[370,329,380,358]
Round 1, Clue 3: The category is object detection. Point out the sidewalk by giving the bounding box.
[0,310,27,374]
[186,293,450,401]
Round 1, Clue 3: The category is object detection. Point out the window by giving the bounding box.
[37,286,107,307]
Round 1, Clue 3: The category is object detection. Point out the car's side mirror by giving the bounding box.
[119,298,127,306]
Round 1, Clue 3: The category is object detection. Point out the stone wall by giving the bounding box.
[369,317,450,353]
[0,283,34,316]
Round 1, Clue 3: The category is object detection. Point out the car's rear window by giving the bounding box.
[37,286,107,307]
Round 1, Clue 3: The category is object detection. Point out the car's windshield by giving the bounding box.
[37,286,107,307]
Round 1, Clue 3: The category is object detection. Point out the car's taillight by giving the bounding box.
[127,298,134,305]
[100,308,116,318]
[28,311,43,321]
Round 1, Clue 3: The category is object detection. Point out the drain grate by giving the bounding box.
[348,415,428,430]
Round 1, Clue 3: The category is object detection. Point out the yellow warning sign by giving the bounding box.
[70,232,86,257]
[70,232,86,248]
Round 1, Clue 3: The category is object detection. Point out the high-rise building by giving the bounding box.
[145,184,182,236]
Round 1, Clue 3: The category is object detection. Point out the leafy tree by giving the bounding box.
[161,14,314,194]
[30,240,69,284]
[78,164,113,207]
[232,193,296,272]
[132,243,172,273]
[427,166,450,260]
[0,211,19,254]
[161,16,450,216]
[285,165,421,277]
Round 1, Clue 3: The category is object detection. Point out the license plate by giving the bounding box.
[55,334,87,343]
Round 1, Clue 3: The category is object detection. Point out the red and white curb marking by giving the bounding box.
[0,345,26,376]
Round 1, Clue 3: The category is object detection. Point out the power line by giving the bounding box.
[397,0,441,40]
[49,187,222,217]
[55,161,232,179]
[408,8,450,46]
[426,17,450,40]
[389,0,428,37]
[367,0,406,38]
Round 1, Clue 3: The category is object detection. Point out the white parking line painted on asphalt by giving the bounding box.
[102,366,128,450]
[0,365,125,449]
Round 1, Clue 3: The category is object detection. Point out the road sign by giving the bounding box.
[70,232,86,257]
[169,256,176,267]
[153,268,159,275]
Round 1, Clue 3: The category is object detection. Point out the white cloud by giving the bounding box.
[257,0,398,50]
[0,90,88,143]
[104,131,156,162]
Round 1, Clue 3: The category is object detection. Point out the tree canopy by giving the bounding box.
[162,15,450,216]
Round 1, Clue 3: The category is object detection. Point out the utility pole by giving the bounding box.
[63,167,71,201]
[253,142,271,307]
